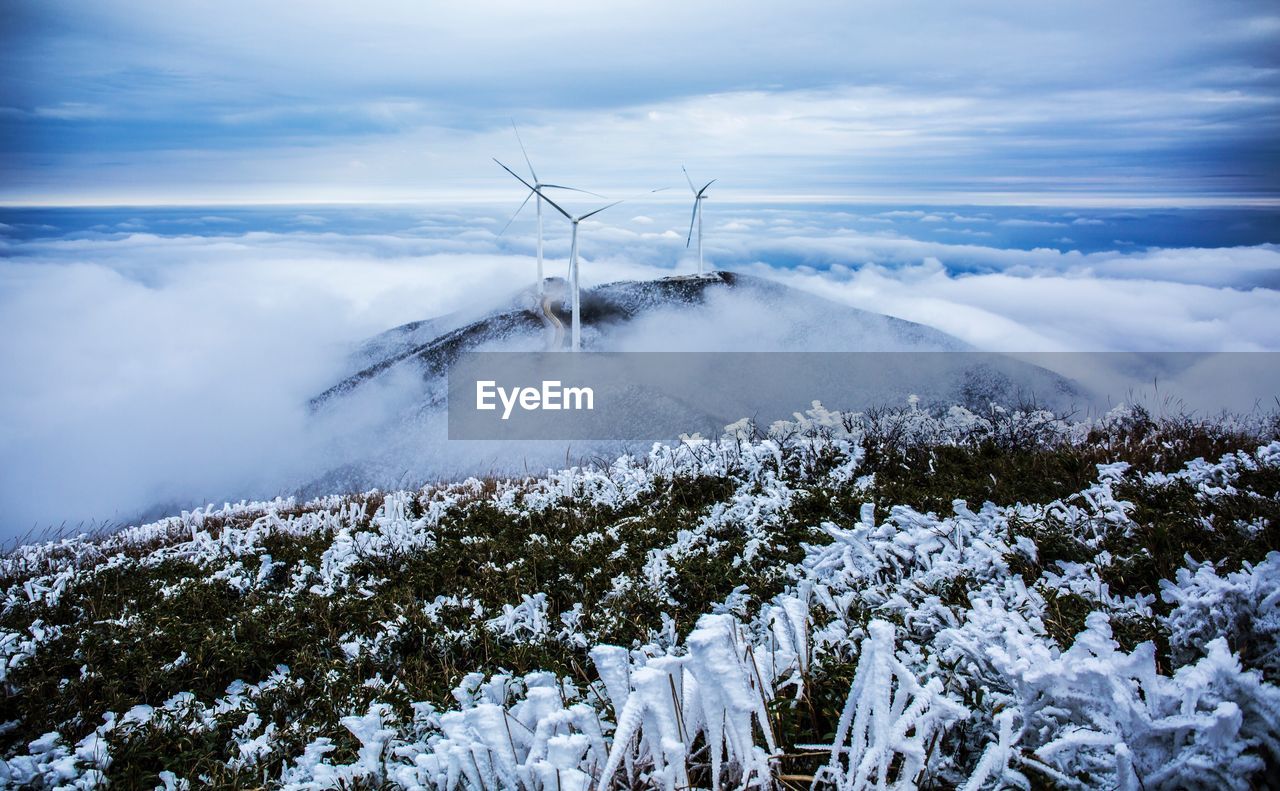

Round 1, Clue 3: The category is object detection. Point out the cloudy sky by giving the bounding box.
[3,2,1280,534]
[2,0,1279,204]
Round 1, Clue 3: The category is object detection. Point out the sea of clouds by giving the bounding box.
[1,205,1278,537]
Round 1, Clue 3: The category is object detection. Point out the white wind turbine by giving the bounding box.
[495,159,622,352]
[498,122,602,294]
[682,166,716,274]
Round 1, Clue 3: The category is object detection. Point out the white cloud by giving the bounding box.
[157,215,243,227]
[879,210,928,218]
[0,233,547,534]
[998,219,1068,228]
[31,102,108,120]
[1,224,1278,535]
[755,258,1280,352]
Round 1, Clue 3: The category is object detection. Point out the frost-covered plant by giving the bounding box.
[985,613,1280,790]
[817,619,965,791]
[1,404,1278,789]
[1160,552,1280,676]
[593,611,791,790]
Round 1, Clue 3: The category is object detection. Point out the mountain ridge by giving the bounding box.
[311,270,969,409]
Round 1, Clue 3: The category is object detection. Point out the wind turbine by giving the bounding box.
[682,166,716,275]
[498,122,601,294]
[495,159,622,351]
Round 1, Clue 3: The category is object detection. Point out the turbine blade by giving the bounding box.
[577,200,624,222]
[610,186,672,202]
[497,189,534,237]
[698,179,717,197]
[681,165,697,195]
[686,199,699,248]
[540,184,607,199]
[511,120,538,182]
[494,159,570,219]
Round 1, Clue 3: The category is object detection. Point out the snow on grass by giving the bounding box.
[1,403,1278,788]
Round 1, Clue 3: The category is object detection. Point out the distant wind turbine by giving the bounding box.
[495,159,622,351]
[498,122,602,294]
[682,166,716,275]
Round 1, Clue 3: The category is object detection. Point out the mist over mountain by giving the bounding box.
[295,270,1090,498]
[318,272,966,402]
[2,205,1279,535]
[300,273,927,492]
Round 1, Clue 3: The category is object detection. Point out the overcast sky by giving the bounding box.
[2,0,1279,205]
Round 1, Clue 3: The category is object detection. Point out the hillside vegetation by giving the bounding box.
[2,403,1278,789]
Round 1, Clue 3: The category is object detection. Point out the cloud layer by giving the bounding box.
[2,0,1278,202]
[2,209,1279,537]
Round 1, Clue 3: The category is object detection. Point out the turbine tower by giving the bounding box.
[495,159,622,351]
[682,166,716,275]
[498,122,601,294]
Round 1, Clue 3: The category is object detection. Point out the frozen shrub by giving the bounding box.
[1160,552,1280,676]
[816,619,966,791]
[1,405,1277,788]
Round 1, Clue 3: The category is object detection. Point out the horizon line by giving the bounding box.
[3,191,1280,210]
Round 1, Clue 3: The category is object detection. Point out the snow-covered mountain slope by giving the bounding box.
[295,272,1083,502]
[2,404,1277,789]
[295,271,1084,504]
[311,271,1080,424]
[310,272,976,409]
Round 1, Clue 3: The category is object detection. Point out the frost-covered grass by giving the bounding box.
[2,403,1278,789]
